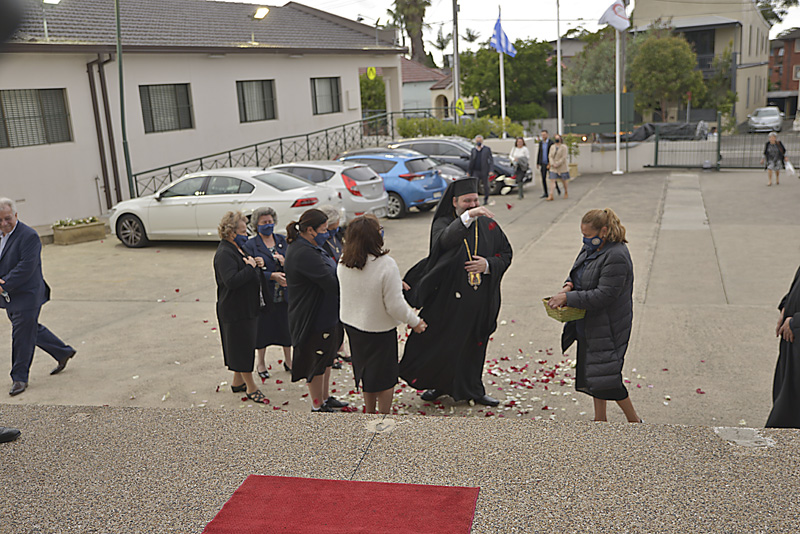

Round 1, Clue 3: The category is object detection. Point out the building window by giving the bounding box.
[139,83,193,133]
[779,47,785,57]
[0,88,72,149]
[236,80,277,123]
[310,77,341,115]
[795,39,800,53]
[793,66,800,81]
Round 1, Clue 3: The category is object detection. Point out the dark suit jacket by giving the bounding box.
[536,139,552,166]
[242,233,289,302]
[0,221,49,312]
[467,146,493,177]
[214,240,260,323]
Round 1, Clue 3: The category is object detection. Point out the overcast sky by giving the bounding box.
[220,0,800,62]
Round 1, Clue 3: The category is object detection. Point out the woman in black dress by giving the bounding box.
[766,264,800,428]
[284,209,349,413]
[213,211,269,404]
[243,206,292,381]
[548,208,641,423]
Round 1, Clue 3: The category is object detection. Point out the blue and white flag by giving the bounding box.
[490,15,516,57]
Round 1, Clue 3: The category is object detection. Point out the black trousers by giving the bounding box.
[477,172,490,204]
[540,165,560,196]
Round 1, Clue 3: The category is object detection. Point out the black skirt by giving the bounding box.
[256,301,292,349]
[219,317,258,373]
[575,336,628,401]
[344,325,399,393]
[291,323,342,383]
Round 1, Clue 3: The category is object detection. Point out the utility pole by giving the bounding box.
[452,0,460,124]
[115,0,134,198]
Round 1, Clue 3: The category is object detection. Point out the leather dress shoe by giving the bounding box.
[474,394,499,407]
[323,396,349,409]
[539,194,548,199]
[9,381,26,396]
[420,389,445,401]
[0,426,21,443]
[50,350,76,375]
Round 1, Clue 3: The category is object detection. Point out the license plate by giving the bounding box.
[433,192,442,198]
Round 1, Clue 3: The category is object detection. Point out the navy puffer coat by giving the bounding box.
[561,241,634,392]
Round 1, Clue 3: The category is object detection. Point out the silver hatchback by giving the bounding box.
[271,161,388,223]
[748,106,784,133]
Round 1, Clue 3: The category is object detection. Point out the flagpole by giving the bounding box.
[556,0,563,136]
[452,0,460,125]
[498,6,507,138]
[613,28,623,175]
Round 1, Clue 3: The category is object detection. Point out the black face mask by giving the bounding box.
[555,138,562,144]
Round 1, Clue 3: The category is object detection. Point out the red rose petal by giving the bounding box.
[661,368,668,371]
[171,314,176,318]
[696,388,705,394]
[273,406,281,410]
[211,327,217,331]
[241,396,248,401]
[203,320,209,323]
[506,203,513,209]
[282,401,289,406]
[275,380,283,384]
[215,386,220,393]
[488,221,497,231]
[302,393,309,397]
[175,289,180,293]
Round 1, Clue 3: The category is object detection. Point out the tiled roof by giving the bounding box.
[430,73,452,90]
[777,28,800,41]
[401,57,446,83]
[9,0,403,53]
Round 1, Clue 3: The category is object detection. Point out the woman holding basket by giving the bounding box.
[547,208,641,423]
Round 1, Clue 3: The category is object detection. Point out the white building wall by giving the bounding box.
[0,51,402,227]
[402,81,435,110]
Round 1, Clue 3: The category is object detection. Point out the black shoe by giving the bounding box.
[0,427,21,443]
[420,389,444,401]
[50,350,76,375]
[323,396,349,409]
[312,404,335,413]
[332,360,343,369]
[231,383,246,393]
[474,394,499,407]
[339,354,352,363]
[9,381,26,396]
[540,194,548,198]
[257,369,270,380]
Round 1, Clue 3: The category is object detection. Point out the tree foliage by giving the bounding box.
[629,33,705,116]
[359,74,386,111]
[460,39,555,122]
[392,0,431,64]
[758,0,799,24]
[462,28,480,43]
[430,27,452,68]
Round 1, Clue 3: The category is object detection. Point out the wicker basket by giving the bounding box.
[542,298,586,323]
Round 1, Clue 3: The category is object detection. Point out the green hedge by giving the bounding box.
[397,116,524,140]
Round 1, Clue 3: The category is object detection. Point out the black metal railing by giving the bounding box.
[132,109,439,196]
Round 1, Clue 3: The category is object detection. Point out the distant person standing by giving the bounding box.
[0,198,76,397]
[766,263,800,428]
[536,130,559,198]
[509,137,530,199]
[467,135,494,206]
[760,132,787,186]
[546,134,570,201]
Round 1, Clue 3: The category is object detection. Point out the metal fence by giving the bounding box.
[132,110,437,197]
[653,129,800,170]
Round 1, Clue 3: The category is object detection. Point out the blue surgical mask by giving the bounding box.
[233,234,248,248]
[257,224,274,236]
[380,227,385,239]
[314,231,328,247]
[583,235,603,252]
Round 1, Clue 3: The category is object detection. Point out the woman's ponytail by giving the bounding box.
[581,208,627,244]
[286,221,300,243]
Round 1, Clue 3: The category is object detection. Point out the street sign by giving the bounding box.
[472,96,480,110]
[455,98,465,116]
[366,67,377,80]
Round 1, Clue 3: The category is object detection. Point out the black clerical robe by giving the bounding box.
[400,213,512,400]
[767,265,800,428]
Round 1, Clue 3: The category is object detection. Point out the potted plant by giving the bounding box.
[563,134,581,178]
[52,216,106,245]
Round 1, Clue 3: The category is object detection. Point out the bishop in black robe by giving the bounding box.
[400,178,512,406]
[766,264,800,428]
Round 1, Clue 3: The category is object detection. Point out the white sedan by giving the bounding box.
[109,168,344,248]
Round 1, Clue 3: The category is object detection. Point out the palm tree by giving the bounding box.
[430,27,452,68]
[392,0,432,64]
[462,28,480,44]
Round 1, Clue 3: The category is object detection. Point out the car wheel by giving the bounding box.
[116,214,149,248]
[386,193,406,219]
[416,204,434,212]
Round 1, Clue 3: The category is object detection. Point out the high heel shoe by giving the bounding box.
[231,383,246,393]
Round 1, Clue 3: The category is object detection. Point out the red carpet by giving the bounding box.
[203,475,480,533]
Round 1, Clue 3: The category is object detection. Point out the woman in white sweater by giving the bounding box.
[338,215,427,413]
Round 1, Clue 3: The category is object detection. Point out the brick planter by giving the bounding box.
[53,221,106,245]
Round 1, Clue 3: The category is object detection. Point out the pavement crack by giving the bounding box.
[349,413,387,480]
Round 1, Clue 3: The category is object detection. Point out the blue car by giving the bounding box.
[337,149,448,219]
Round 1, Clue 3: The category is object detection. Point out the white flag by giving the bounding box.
[599,0,630,32]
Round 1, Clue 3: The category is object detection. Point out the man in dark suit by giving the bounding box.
[0,198,75,396]
[467,135,494,206]
[536,130,560,198]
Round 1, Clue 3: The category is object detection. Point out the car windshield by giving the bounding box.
[406,157,439,173]
[755,109,779,117]
[252,172,312,191]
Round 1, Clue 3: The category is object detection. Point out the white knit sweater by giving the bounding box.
[338,254,421,332]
